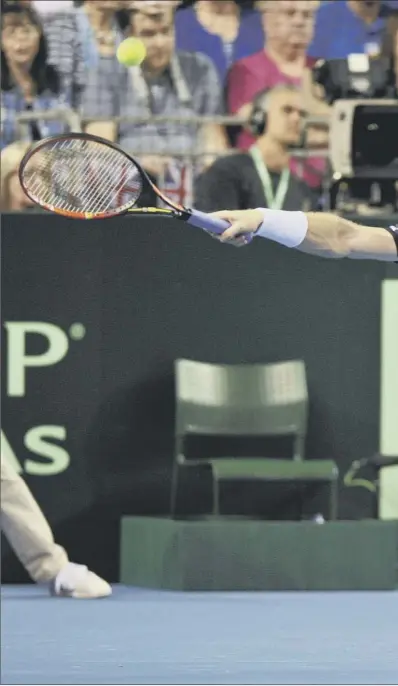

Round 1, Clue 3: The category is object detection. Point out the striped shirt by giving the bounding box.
[43,9,125,108]
[81,51,223,157]
[42,11,86,107]
[0,88,70,151]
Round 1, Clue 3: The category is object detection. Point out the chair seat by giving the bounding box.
[207,458,338,481]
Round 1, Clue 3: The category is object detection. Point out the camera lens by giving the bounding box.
[353,106,398,168]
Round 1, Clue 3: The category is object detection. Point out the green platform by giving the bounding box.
[120,517,398,591]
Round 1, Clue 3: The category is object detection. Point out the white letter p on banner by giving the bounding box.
[5,322,69,397]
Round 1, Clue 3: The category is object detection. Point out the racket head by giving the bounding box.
[18,133,147,219]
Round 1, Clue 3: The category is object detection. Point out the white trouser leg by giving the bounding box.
[1,455,69,582]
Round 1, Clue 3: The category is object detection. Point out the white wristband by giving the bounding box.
[254,209,308,248]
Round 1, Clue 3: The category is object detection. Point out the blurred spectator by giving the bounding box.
[0,141,34,211]
[76,1,129,61]
[1,4,70,150]
[175,0,264,83]
[227,0,327,189]
[196,85,316,213]
[2,1,74,12]
[33,1,75,14]
[82,2,227,204]
[129,1,180,9]
[308,1,393,60]
[227,1,317,145]
[46,1,127,69]
[42,1,131,107]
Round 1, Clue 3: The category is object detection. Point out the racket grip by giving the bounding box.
[188,209,253,243]
[187,209,229,235]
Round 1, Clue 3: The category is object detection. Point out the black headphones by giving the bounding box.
[247,88,272,138]
[247,85,307,148]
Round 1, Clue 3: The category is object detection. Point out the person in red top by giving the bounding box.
[227,0,327,189]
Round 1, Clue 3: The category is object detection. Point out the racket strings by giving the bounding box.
[22,138,143,216]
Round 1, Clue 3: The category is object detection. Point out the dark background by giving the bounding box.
[1,212,392,582]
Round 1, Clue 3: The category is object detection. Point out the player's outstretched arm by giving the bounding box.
[210,209,398,262]
[299,213,397,262]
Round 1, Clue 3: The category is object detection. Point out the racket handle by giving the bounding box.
[187,209,229,235]
[187,208,253,243]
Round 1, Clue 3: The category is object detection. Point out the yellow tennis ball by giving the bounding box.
[116,38,146,67]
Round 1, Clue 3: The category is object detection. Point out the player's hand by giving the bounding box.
[209,209,264,246]
[205,230,247,248]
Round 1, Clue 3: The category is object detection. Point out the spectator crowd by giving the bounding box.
[1,0,398,212]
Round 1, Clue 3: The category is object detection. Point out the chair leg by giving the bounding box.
[330,479,338,520]
[170,463,179,517]
[298,482,305,521]
[212,476,220,516]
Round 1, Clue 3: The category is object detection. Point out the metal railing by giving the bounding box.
[15,107,82,136]
[14,108,331,206]
[78,113,330,128]
[15,108,330,155]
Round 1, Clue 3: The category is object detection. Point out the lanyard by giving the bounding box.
[249,144,290,210]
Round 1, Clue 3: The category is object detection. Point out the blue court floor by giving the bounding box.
[1,585,397,685]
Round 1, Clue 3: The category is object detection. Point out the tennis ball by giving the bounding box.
[116,38,146,67]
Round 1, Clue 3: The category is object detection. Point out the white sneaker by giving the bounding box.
[51,562,112,599]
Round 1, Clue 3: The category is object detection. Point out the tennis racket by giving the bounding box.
[18,132,252,242]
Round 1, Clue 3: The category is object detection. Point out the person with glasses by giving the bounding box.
[0,3,71,150]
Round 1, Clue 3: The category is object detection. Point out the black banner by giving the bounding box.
[1,212,389,581]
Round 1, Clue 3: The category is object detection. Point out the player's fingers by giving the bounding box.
[228,237,247,248]
[209,210,238,223]
[206,231,246,247]
[219,221,244,241]
[205,230,222,241]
